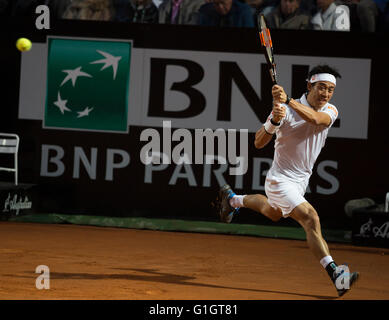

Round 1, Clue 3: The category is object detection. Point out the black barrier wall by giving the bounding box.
[1,19,389,229]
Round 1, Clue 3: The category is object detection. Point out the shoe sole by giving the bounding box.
[218,185,234,223]
[337,272,360,297]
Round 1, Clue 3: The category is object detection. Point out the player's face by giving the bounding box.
[307,81,335,108]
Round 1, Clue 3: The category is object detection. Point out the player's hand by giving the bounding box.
[272,103,286,123]
[272,85,287,103]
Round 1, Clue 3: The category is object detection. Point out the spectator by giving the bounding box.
[374,0,387,13]
[374,0,389,31]
[198,0,255,27]
[265,0,311,29]
[62,0,115,21]
[244,0,266,14]
[153,0,164,7]
[344,0,378,32]
[158,0,205,25]
[311,0,351,30]
[48,0,73,20]
[300,0,317,14]
[260,0,281,16]
[114,0,158,23]
[244,0,277,23]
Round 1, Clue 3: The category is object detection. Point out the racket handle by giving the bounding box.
[269,68,277,85]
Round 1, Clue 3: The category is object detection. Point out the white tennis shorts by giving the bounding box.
[265,177,308,217]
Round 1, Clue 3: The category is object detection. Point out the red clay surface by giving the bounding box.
[1,222,388,300]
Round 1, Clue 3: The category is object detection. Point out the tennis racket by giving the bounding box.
[257,14,277,85]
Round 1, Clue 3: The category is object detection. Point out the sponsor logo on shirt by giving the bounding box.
[327,105,338,116]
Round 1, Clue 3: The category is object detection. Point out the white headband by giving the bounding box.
[308,73,336,86]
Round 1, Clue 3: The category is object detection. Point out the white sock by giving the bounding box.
[320,255,334,268]
[229,195,246,208]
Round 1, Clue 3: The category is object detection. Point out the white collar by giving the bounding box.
[300,94,328,111]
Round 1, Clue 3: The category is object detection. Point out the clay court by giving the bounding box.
[1,221,388,300]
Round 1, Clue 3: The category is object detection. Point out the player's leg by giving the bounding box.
[242,194,282,222]
[289,201,329,260]
[216,185,282,223]
[264,179,329,258]
[289,201,359,296]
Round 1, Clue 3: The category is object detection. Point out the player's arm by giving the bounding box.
[272,85,331,126]
[287,99,331,126]
[254,127,273,149]
[254,103,285,149]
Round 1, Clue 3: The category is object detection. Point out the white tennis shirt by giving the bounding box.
[266,94,338,183]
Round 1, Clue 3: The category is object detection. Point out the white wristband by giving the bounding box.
[264,120,279,135]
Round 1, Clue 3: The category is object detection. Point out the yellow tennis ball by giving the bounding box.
[16,38,32,52]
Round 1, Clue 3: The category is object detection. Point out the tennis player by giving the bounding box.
[216,65,359,297]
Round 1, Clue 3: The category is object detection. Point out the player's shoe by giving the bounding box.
[333,265,360,297]
[215,184,240,223]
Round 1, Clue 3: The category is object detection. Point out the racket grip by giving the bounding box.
[269,69,277,85]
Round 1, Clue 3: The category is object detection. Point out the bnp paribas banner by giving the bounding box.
[19,36,371,140]
[44,37,131,133]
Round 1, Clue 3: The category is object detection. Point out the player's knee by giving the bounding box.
[294,206,320,231]
[304,210,320,231]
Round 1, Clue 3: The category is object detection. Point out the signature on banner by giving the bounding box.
[357,218,389,239]
[373,222,389,239]
[2,193,32,216]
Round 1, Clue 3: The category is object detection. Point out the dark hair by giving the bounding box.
[307,65,342,80]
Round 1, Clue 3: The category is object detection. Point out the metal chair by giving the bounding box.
[0,133,20,185]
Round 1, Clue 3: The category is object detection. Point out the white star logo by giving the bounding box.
[53,91,71,114]
[60,66,92,87]
[77,107,94,118]
[90,50,122,80]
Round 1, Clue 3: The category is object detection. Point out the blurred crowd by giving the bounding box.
[0,0,388,32]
